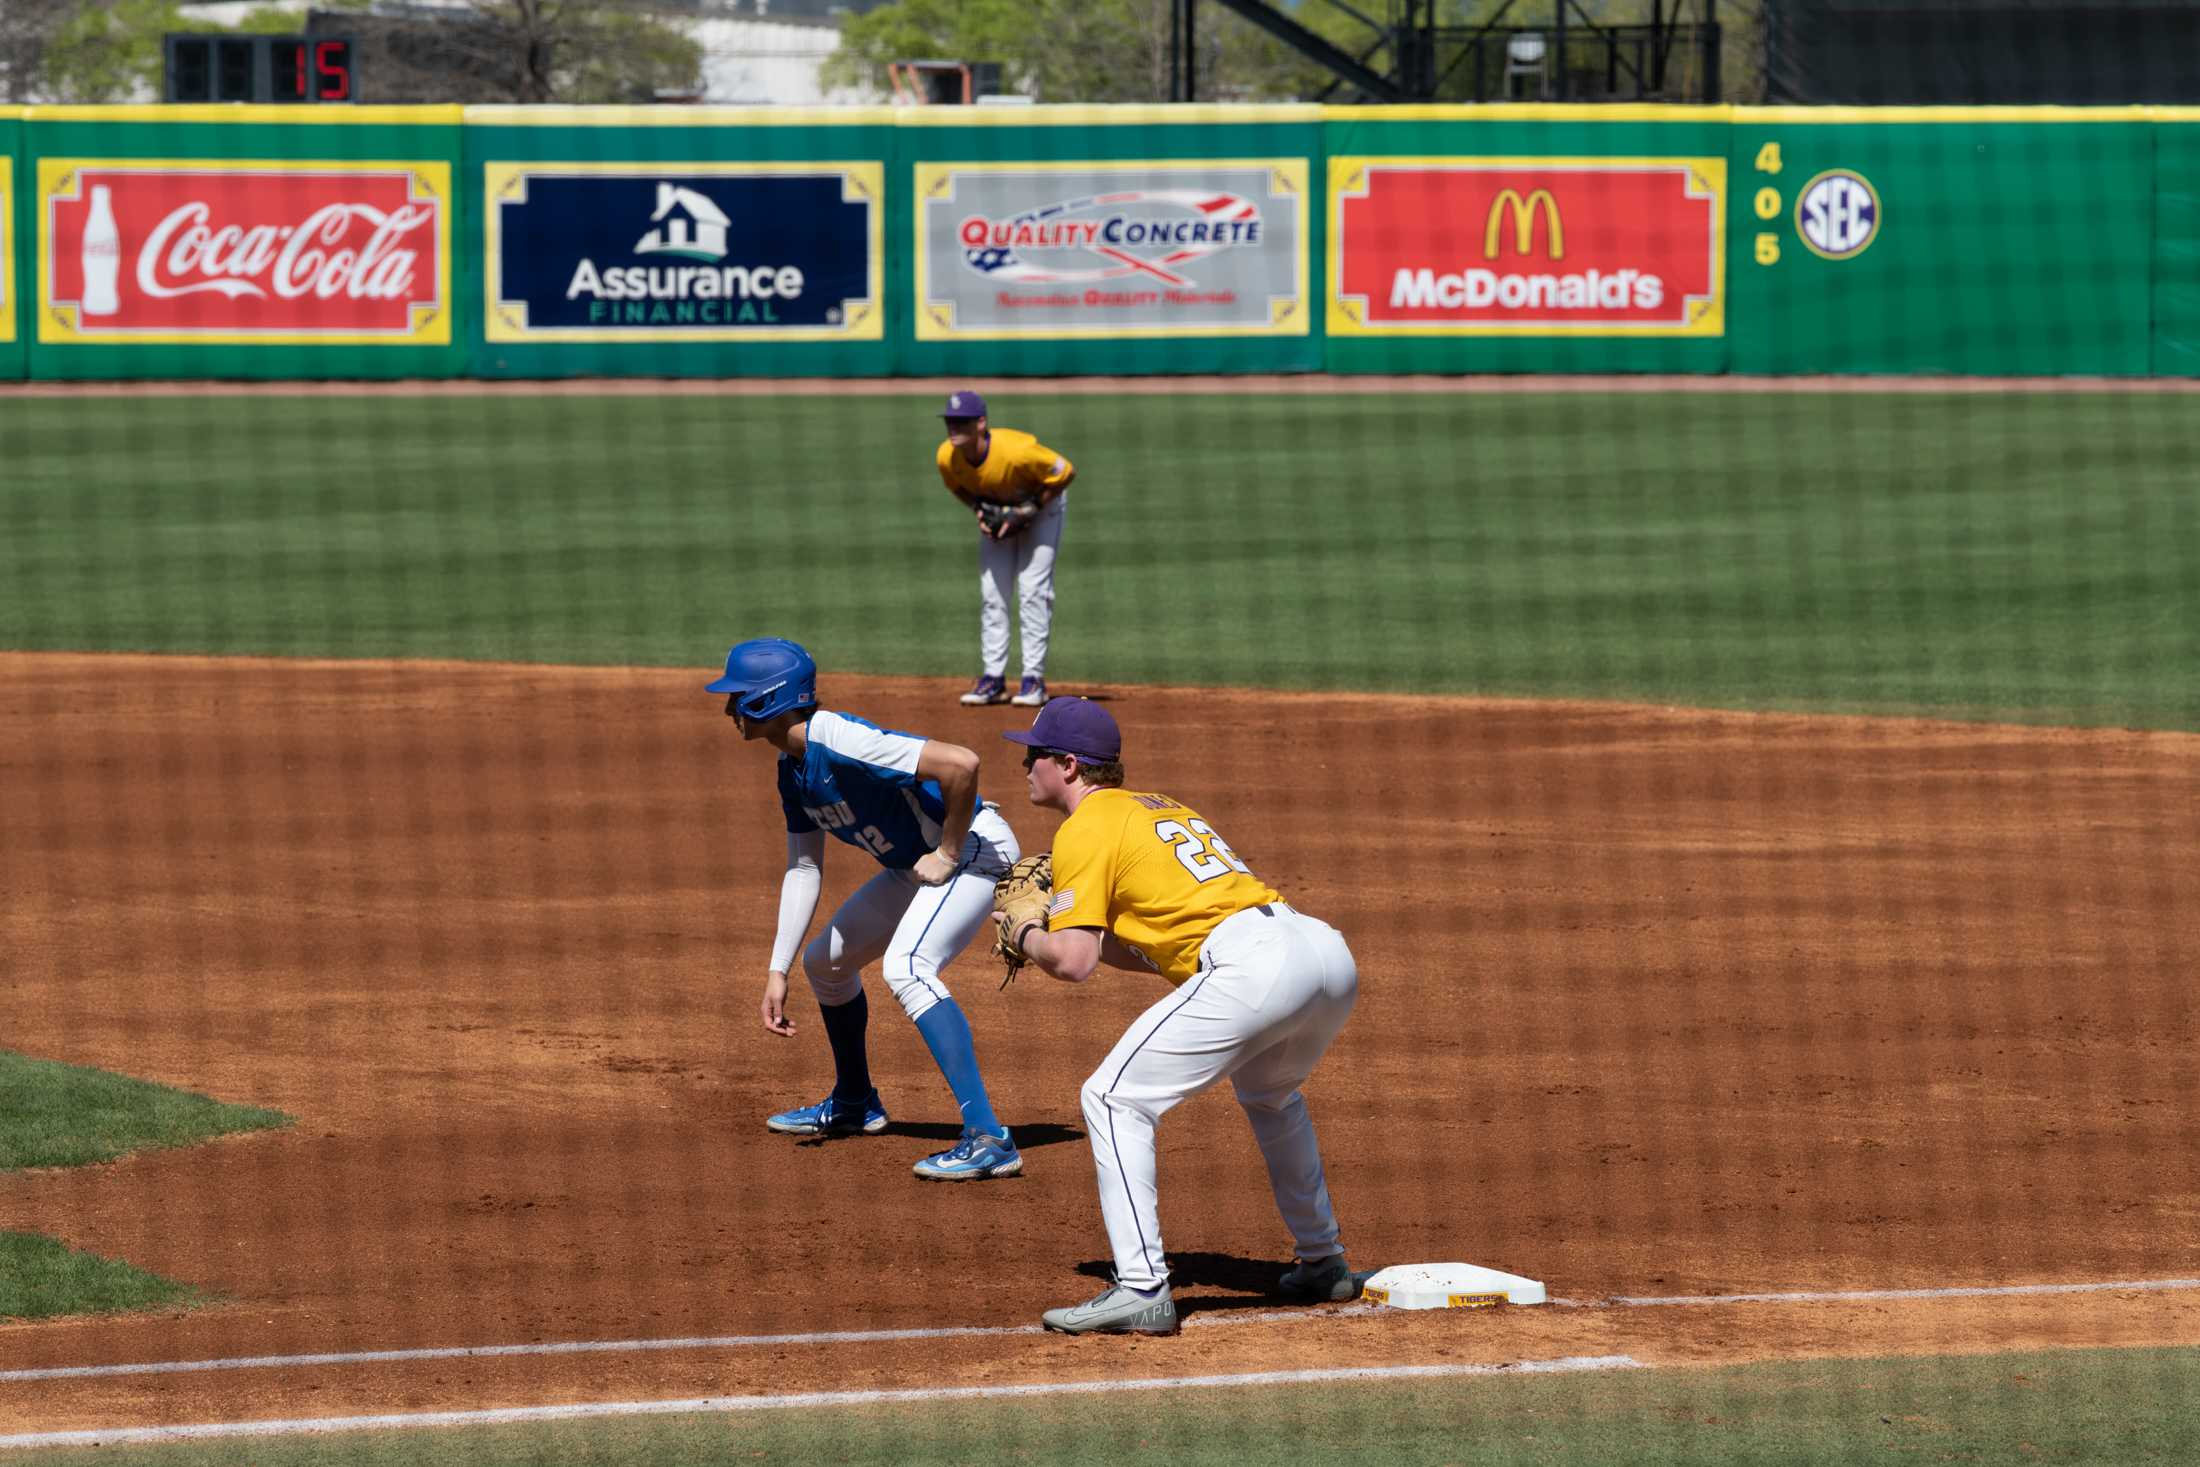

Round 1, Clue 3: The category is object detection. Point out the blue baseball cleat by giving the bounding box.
[913,1127,1022,1180]
[767,1091,889,1136]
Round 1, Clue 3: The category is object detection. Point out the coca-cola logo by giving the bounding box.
[43,161,449,342]
[138,200,433,303]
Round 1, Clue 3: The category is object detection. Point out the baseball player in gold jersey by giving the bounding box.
[936,389,1075,709]
[999,697,1362,1336]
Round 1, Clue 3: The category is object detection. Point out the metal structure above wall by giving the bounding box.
[1174,0,1721,104]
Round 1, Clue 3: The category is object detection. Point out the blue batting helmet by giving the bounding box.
[707,638,818,721]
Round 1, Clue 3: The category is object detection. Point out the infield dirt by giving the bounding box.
[3,653,2197,1435]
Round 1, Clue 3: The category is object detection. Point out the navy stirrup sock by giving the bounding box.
[818,992,873,1105]
[912,999,1004,1138]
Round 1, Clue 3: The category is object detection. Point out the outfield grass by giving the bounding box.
[7,1348,2196,1465]
[0,1049,291,1170]
[2,391,2195,728]
[0,1231,199,1322]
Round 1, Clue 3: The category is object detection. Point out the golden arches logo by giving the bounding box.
[1483,188,1564,261]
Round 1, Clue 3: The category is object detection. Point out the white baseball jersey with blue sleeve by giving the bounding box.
[775,711,948,871]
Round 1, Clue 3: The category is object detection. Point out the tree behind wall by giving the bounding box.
[310,1,701,103]
[0,0,76,101]
[822,0,1348,103]
[0,0,695,103]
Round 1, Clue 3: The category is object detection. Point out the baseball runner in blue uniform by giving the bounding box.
[710,637,1023,1181]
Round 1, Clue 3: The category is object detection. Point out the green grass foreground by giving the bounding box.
[2,391,2196,728]
[0,1049,291,1170]
[0,1231,200,1321]
[8,1347,2196,1466]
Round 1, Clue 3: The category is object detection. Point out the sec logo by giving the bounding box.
[1796,170,1881,259]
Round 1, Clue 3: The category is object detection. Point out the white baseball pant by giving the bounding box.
[800,805,1020,1023]
[1079,903,1360,1292]
[977,493,1065,682]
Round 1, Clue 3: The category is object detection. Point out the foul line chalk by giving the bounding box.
[8,1278,2195,1389]
[0,1356,1643,1451]
[1,1302,1390,1386]
[1579,1278,2200,1309]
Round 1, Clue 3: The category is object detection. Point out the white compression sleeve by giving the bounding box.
[769,831,825,975]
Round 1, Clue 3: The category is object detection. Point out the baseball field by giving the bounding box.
[2,383,2198,1463]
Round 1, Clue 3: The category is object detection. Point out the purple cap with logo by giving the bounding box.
[1002,696,1120,761]
[941,389,988,420]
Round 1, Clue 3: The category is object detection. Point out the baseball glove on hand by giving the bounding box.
[976,498,1039,541]
[991,853,1053,988]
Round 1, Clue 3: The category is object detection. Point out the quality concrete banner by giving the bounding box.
[914,160,1309,340]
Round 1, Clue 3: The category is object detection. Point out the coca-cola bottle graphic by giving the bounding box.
[81,184,121,317]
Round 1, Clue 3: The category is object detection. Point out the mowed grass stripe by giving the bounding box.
[0,1050,291,1170]
[1,392,2195,727]
[1,1347,2195,1465]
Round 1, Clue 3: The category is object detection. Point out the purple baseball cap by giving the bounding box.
[1002,696,1120,761]
[941,389,987,420]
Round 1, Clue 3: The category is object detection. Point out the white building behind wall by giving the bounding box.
[693,13,873,104]
[175,0,883,105]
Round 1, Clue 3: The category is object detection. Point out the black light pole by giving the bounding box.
[1169,0,1180,100]
[1555,0,1568,100]
[1182,0,1197,100]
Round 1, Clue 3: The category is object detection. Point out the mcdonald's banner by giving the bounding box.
[1328,158,1725,338]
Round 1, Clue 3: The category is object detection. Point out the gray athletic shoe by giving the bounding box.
[1041,1282,1178,1336]
[1278,1254,1359,1302]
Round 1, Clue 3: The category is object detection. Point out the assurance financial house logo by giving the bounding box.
[916,161,1308,339]
[486,164,882,343]
[40,159,449,344]
[1329,157,1725,336]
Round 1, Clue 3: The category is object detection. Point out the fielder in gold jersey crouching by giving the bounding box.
[998,697,1362,1335]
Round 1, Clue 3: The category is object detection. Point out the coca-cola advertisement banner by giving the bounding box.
[39,159,451,344]
[485,163,882,342]
[914,161,1309,340]
[1329,157,1725,337]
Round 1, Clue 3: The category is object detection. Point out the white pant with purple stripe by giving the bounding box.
[800,805,1019,1023]
[1079,903,1360,1292]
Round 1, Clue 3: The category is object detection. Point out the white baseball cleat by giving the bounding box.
[1041,1281,1177,1335]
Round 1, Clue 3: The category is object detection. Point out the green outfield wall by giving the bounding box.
[1727,107,2156,377]
[2153,113,2200,376]
[0,103,2193,380]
